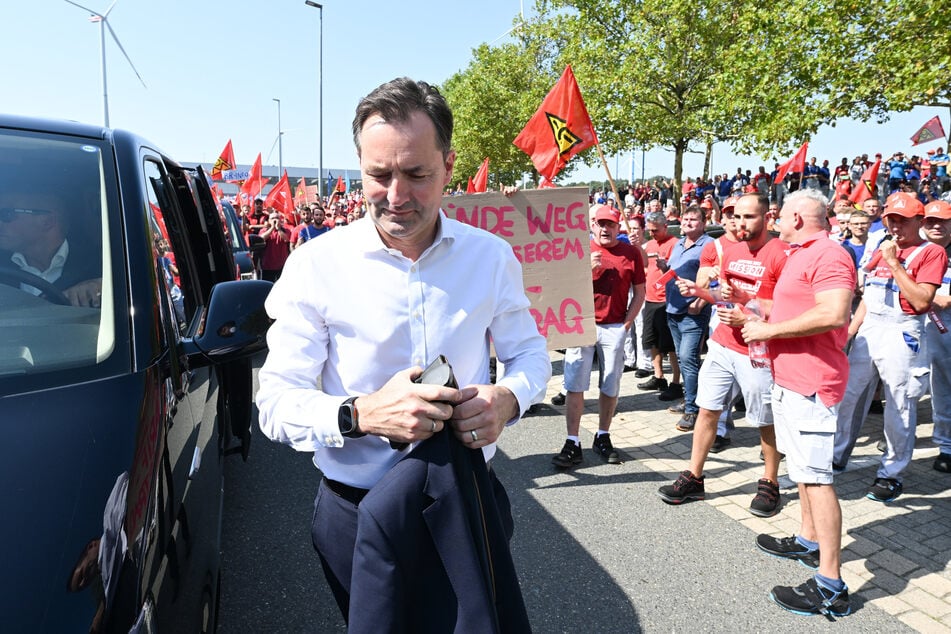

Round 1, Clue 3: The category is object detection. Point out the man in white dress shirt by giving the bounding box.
[255,77,550,621]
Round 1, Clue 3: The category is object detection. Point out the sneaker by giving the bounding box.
[637,376,668,391]
[935,453,951,473]
[675,413,698,432]
[710,435,731,453]
[658,382,684,401]
[667,400,685,414]
[634,368,653,378]
[592,433,621,464]
[770,577,850,619]
[551,440,582,468]
[867,477,902,502]
[551,392,566,406]
[750,478,781,517]
[657,470,705,504]
[756,534,820,570]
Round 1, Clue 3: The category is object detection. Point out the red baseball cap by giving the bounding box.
[884,193,925,218]
[721,195,740,211]
[924,200,951,220]
[592,204,620,224]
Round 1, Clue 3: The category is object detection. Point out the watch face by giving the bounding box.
[338,403,355,433]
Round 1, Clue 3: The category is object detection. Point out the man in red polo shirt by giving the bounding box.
[833,193,947,500]
[638,211,680,397]
[742,188,856,618]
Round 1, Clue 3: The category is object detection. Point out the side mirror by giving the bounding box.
[247,233,267,254]
[185,280,272,365]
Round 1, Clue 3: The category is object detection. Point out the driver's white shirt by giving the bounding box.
[10,239,68,294]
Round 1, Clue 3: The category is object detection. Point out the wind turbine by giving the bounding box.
[64,0,147,127]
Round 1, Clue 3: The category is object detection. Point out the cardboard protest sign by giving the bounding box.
[441,187,596,349]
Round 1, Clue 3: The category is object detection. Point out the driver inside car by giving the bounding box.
[0,190,102,307]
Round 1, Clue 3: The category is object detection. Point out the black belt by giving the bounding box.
[324,477,370,505]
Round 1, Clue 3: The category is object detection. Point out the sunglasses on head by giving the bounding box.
[0,207,54,222]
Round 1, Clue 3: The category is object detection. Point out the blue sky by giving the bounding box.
[4,1,946,184]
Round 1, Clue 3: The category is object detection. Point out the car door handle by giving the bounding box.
[187,446,202,480]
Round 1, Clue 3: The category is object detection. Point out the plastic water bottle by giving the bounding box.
[708,278,733,309]
[745,299,771,370]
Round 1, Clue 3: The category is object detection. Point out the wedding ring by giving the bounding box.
[470,429,478,442]
[430,419,437,433]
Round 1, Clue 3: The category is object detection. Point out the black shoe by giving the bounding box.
[551,392,566,406]
[667,400,685,414]
[675,413,697,432]
[770,577,850,619]
[868,399,884,414]
[756,534,820,570]
[832,462,846,473]
[551,440,582,468]
[750,478,781,517]
[658,382,684,401]
[592,433,621,464]
[623,364,635,373]
[733,397,746,413]
[657,470,705,504]
[876,438,887,453]
[637,376,668,391]
[867,477,902,502]
[634,368,652,378]
[935,453,951,473]
[710,435,731,453]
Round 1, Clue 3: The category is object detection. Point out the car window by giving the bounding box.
[143,160,197,335]
[0,129,119,380]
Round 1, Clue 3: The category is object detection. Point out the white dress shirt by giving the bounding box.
[256,214,551,489]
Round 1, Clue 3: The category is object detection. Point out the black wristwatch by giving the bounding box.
[338,396,366,438]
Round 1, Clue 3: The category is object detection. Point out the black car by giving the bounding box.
[0,115,271,633]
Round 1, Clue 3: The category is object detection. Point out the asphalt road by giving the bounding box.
[219,355,911,633]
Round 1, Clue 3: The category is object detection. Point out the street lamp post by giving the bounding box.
[304,0,323,199]
[273,98,283,176]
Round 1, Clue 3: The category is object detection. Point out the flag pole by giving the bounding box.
[593,141,632,234]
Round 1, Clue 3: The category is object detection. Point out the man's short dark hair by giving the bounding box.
[352,77,453,158]
[682,204,706,224]
[740,192,770,214]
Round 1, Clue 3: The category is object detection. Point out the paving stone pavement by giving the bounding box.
[543,353,951,633]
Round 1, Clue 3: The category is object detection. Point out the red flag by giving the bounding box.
[334,175,346,193]
[240,153,265,202]
[538,176,558,189]
[264,170,296,223]
[773,142,808,184]
[211,139,236,181]
[472,157,489,193]
[849,159,881,205]
[295,176,309,205]
[513,65,598,180]
[911,116,945,146]
[211,183,223,201]
[466,177,476,194]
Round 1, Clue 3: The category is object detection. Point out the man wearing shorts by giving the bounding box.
[638,211,680,396]
[552,205,646,467]
[657,193,788,516]
[741,189,856,618]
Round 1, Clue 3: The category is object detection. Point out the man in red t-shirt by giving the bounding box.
[258,211,292,282]
[637,211,680,395]
[742,189,856,618]
[658,193,788,517]
[834,192,947,501]
[552,205,646,468]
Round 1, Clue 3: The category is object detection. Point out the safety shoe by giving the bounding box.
[637,376,668,391]
[592,433,621,464]
[770,577,850,619]
[551,392,566,406]
[658,382,684,401]
[750,478,781,517]
[710,435,731,453]
[867,477,902,502]
[756,534,820,570]
[935,453,951,473]
[675,413,698,432]
[551,440,582,468]
[657,470,705,504]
